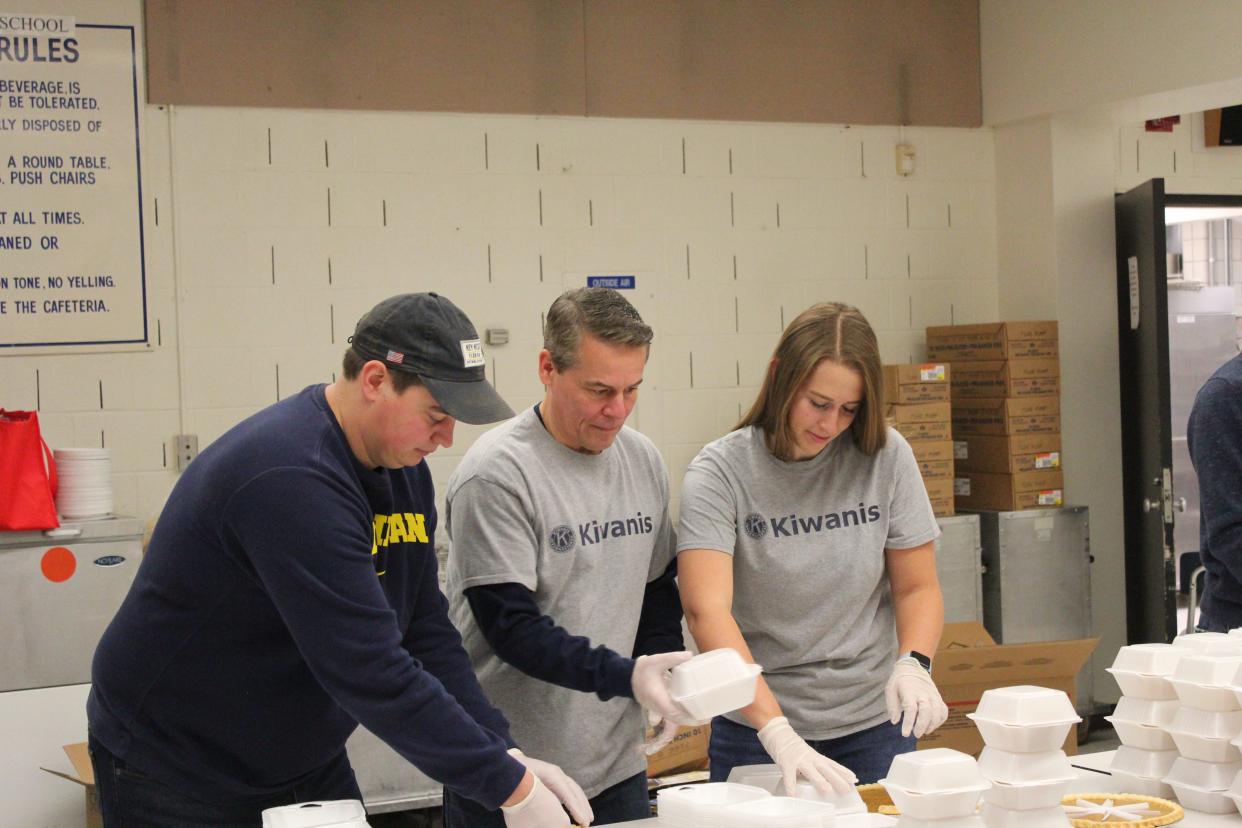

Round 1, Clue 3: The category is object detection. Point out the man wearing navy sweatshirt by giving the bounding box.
[443,287,697,826]
[1188,350,1242,632]
[87,293,592,828]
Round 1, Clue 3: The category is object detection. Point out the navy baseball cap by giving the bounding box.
[348,293,514,425]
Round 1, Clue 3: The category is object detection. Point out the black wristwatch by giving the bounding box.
[899,650,933,672]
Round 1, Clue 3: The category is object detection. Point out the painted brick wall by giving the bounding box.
[2,106,998,523]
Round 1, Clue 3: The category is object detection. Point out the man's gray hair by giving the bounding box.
[543,287,653,370]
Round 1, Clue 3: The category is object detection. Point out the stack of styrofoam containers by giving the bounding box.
[965,686,1080,828]
[1102,643,1183,796]
[879,748,990,828]
[656,783,838,827]
[1160,633,1242,813]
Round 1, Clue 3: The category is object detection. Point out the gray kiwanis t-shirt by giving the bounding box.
[445,407,676,797]
[676,425,939,740]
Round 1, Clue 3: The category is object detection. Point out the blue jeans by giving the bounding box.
[708,716,915,785]
[88,733,363,827]
[442,769,649,827]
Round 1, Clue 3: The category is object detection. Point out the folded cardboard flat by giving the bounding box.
[884,364,951,404]
[646,723,710,777]
[950,359,1061,398]
[926,322,1059,362]
[917,622,1098,756]
[40,742,99,828]
[925,476,955,517]
[951,397,1060,436]
[954,469,1064,511]
[955,433,1062,474]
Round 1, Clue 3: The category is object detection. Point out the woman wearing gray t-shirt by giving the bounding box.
[677,302,949,794]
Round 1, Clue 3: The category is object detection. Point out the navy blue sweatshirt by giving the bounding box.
[1188,352,1242,631]
[88,385,524,808]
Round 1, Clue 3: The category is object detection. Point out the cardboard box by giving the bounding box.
[887,401,951,425]
[918,622,1098,755]
[910,439,954,463]
[893,419,952,442]
[884,364,951,403]
[918,458,954,480]
[40,743,100,828]
[950,359,1061,398]
[951,397,1060,436]
[646,723,710,777]
[955,433,1062,474]
[925,476,955,517]
[954,469,1064,511]
[927,321,1059,362]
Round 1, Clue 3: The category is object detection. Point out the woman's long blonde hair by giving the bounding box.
[736,302,887,460]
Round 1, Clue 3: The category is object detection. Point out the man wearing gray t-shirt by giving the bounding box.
[443,288,695,827]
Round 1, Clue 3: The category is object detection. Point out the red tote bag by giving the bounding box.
[0,409,59,530]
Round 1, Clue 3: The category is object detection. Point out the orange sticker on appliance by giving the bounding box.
[41,546,76,583]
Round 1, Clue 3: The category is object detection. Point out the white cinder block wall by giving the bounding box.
[2,105,999,525]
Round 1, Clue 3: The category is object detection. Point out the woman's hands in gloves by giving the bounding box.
[506,749,593,827]
[632,651,697,754]
[757,716,857,796]
[884,658,948,738]
[501,772,571,828]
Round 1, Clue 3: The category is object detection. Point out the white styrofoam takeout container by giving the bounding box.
[1162,756,1242,812]
[656,782,769,826]
[1172,654,1242,686]
[973,687,1078,726]
[261,801,370,828]
[885,749,988,792]
[975,747,1072,785]
[714,795,836,828]
[879,780,990,821]
[1112,697,1179,727]
[669,648,763,721]
[965,715,1077,753]
[895,815,985,828]
[980,776,1076,811]
[1106,669,1177,700]
[1109,745,1179,780]
[725,764,867,813]
[1110,643,1184,676]
[1104,716,1176,750]
[1173,632,1242,655]
[977,803,1069,828]
[1107,769,1174,799]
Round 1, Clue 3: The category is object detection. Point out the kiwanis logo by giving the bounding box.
[743,513,768,539]
[549,525,576,553]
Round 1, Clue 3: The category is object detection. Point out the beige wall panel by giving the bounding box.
[145,0,586,114]
[583,0,980,126]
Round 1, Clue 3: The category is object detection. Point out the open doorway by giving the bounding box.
[1115,181,1242,643]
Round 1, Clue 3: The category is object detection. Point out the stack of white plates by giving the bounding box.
[54,447,113,520]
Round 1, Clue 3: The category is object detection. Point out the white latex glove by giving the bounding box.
[501,772,571,828]
[884,658,949,738]
[508,749,593,827]
[631,651,696,725]
[757,716,857,797]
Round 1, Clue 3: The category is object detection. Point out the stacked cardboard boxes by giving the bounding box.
[925,322,1064,512]
[883,363,954,516]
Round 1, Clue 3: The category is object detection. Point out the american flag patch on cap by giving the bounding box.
[386,350,404,364]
